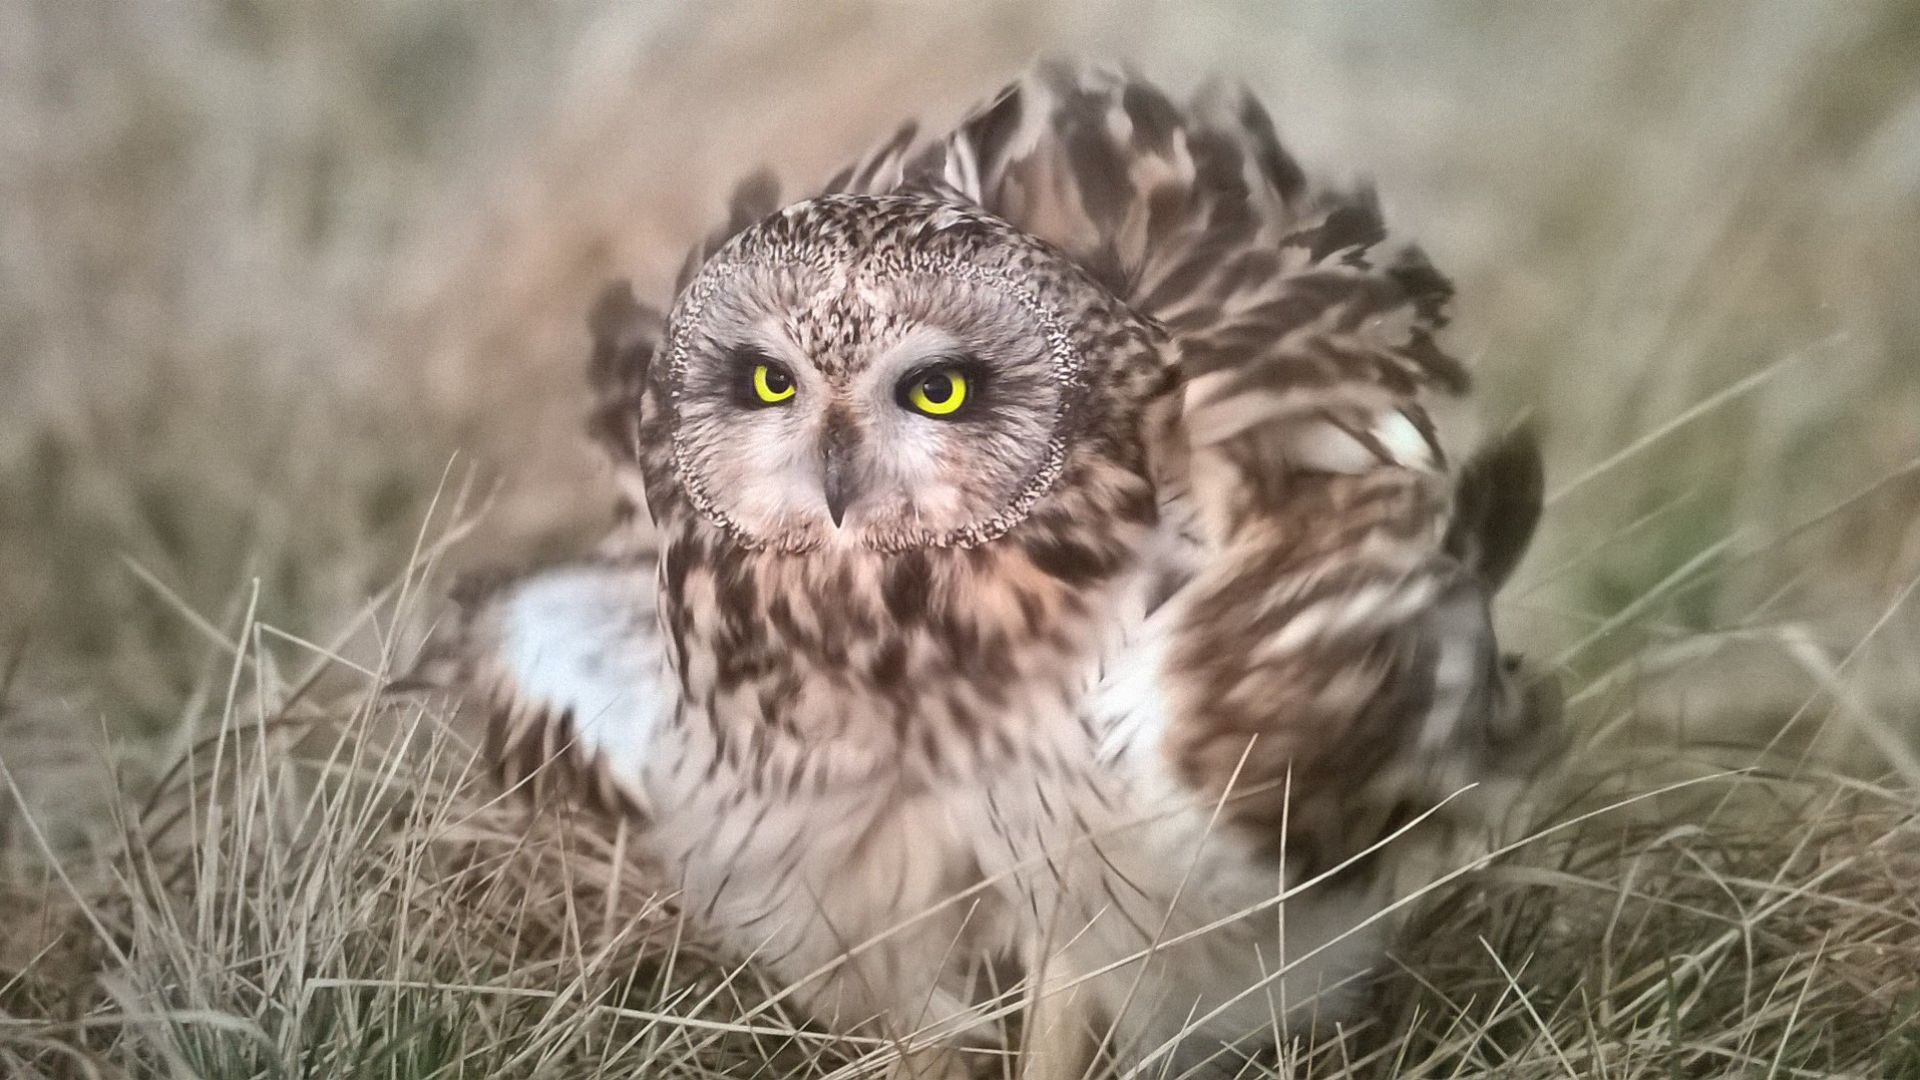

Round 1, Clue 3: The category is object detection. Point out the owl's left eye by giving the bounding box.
[751,362,796,405]
[900,366,970,418]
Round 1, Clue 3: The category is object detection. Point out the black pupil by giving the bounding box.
[763,367,791,394]
[921,373,955,404]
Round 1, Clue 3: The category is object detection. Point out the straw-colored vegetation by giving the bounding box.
[3,3,1917,1076]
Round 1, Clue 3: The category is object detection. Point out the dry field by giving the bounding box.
[3,2,1918,1076]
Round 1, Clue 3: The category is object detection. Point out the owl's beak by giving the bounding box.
[820,442,854,528]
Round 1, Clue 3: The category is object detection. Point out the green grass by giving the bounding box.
[3,2,1918,1077]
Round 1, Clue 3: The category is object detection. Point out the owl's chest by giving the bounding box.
[648,627,1112,957]
[670,618,1106,795]
[662,558,1132,791]
[643,545,1170,993]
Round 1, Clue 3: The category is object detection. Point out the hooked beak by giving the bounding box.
[821,437,855,528]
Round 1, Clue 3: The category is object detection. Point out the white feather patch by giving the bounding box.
[1372,408,1439,471]
[497,564,667,804]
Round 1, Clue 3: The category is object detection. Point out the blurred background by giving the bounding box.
[3,1,1917,810]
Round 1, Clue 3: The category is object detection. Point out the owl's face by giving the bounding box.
[661,198,1092,554]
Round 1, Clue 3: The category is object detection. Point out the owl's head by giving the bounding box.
[645,194,1163,555]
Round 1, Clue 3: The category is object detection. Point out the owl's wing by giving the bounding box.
[409,560,671,820]
[1153,417,1559,871]
[912,64,1563,869]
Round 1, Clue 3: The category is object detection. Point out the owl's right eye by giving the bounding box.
[750,362,796,405]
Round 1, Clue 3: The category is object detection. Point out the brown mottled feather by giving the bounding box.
[920,60,1465,408]
[1164,410,1555,872]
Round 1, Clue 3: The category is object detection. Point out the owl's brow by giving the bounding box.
[664,248,1084,550]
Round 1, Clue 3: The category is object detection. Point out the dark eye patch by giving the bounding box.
[716,344,793,409]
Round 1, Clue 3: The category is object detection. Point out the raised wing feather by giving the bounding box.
[916,61,1464,492]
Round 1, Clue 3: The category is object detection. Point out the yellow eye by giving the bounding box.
[905,369,969,417]
[752,363,796,404]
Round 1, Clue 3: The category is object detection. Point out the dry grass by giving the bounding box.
[3,571,1914,1077]
[3,2,1918,1077]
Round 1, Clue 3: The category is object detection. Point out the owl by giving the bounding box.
[432,61,1558,1078]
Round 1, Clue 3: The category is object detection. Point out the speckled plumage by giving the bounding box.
[435,61,1560,1077]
